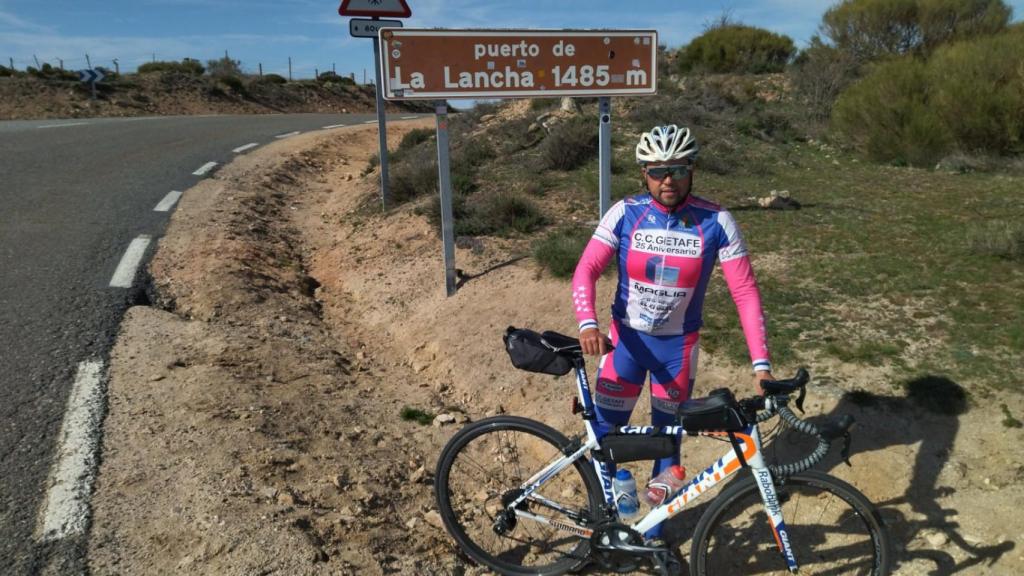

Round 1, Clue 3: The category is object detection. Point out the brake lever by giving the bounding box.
[795,385,806,414]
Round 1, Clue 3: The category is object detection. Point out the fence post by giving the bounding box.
[9,57,13,71]
[33,54,39,68]
[258,63,263,77]
[85,53,91,69]
[58,59,64,71]
[288,57,292,81]
[113,59,119,75]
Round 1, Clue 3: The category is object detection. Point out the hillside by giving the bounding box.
[86,80,1024,574]
[0,70,432,120]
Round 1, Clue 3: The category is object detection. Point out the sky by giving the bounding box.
[2,0,1022,80]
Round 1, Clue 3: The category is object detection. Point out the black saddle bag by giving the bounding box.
[502,327,573,376]
[598,433,678,464]
[676,389,748,433]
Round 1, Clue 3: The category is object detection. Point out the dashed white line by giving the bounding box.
[109,235,152,288]
[321,124,347,129]
[401,116,418,120]
[37,122,89,129]
[275,131,301,139]
[37,359,106,542]
[363,120,378,124]
[232,142,259,153]
[192,161,218,176]
[153,190,183,212]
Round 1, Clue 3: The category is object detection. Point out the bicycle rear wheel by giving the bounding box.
[435,416,603,576]
[691,470,892,575]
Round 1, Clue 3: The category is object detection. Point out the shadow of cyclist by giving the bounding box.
[763,375,1014,575]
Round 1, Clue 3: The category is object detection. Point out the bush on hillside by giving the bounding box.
[28,63,79,81]
[0,65,14,77]
[425,192,545,237]
[822,0,1011,62]
[258,73,288,85]
[926,28,1024,153]
[539,117,599,170]
[533,227,591,278]
[833,26,1024,165]
[138,58,204,75]
[677,25,795,74]
[791,36,860,120]
[833,57,950,165]
[207,56,243,78]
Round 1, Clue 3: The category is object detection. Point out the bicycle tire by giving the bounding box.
[435,416,604,576]
[690,470,892,576]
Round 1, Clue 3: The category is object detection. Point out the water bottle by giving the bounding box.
[612,469,640,520]
[643,465,687,506]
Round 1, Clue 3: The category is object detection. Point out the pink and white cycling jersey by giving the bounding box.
[572,193,771,372]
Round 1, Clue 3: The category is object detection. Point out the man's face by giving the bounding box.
[643,161,694,207]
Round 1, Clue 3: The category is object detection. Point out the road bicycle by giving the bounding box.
[434,328,893,575]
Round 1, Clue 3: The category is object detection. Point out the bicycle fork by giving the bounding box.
[747,449,800,573]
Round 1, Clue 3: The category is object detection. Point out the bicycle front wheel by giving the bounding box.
[435,416,604,576]
[691,470,892,575]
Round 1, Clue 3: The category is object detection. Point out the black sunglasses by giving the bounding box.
[646,165,692,180]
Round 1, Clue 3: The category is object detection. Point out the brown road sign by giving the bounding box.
[379,29,657,100]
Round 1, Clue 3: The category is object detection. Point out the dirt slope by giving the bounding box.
[89,123,1024,574]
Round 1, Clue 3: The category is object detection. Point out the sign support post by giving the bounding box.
[372,19,391,210]
[598,97,612,217]
[434,101,457,297]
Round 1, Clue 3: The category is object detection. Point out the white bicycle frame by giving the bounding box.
[504,359,801,573]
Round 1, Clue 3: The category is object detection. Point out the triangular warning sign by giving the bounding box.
[339,0,411,18]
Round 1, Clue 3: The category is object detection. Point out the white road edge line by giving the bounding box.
[275,131,301,139]
[37,122,89,129]
[36,359,106,542]
[401,116,418,120]
[232,142,259,153]
[192,161,217,176]
[321,124,347,129]
[153,190,183,212]
[109,235,152,288]
[363,120,378,124]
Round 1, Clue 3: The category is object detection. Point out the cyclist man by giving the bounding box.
[571,125,773,540]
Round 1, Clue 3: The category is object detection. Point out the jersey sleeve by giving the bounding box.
[571,201,625,332]
[716,210,771,372]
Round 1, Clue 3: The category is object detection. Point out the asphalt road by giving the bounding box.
[0,112,417,573]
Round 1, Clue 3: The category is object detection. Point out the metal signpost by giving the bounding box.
[338,0,412,210]
[379,29,657,296]
[78,68,104,100]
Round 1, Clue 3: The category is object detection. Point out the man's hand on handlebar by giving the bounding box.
[579,327,612,357]
[754,370,774,394]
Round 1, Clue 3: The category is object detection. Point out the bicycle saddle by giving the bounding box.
[540,331,581,352]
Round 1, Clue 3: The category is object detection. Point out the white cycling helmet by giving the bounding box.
[635,125,699,164]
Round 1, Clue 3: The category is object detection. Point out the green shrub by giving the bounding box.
[833,57,951,165]
[398,128,434,151]
[219,74,246,94]
[677,25,795,74]
[822,0,1011,62]
[389,145,438,203]
[260,73,288,84]
[452,139,495,173]
[207,56,242,77]
[0,65,13,77]
[927,28,1024,153]
[540,117,598,171]
[529,98,559,111]
[400,406,435,425]
[138,58,204,75]
[317,71,342,83]
[424,192,545,237]
[533,227,591,278]
[918,0,1011,51]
